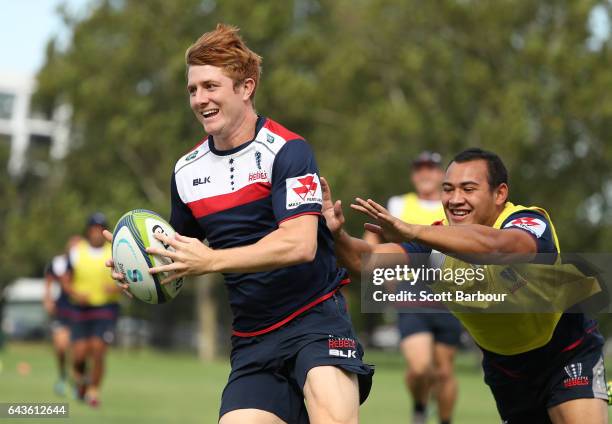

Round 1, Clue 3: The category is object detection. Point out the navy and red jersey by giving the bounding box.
[170,116,347,336]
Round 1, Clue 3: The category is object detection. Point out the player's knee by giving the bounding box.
[90,346,106,361]
[306,395,358,424]
[72,347,87,362]
[435,366,454,384]
[408,363,432,381]
[219,409,286,424]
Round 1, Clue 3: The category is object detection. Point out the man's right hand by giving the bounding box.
[103,229,133,299]
[320,177,345,236]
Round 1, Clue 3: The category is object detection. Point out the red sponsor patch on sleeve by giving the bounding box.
[503,216,547,238]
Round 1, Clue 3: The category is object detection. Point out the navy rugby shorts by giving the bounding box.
[397,311,462,346]
[482,314,607,423]
[219,291,374,423]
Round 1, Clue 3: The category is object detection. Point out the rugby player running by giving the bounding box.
[105,24,373,424]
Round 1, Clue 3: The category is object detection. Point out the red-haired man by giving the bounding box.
[106,24,373,424]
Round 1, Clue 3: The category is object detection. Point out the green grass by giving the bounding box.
[0,342,598,423]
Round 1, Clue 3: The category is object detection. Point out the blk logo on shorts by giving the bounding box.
[328,336,357,359]
[563,363,589,388]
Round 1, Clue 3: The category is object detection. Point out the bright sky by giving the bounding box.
[0,0,91,76]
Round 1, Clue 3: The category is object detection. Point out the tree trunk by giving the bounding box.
[194,274,218,360]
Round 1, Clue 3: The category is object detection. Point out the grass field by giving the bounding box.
[0,342,606,423]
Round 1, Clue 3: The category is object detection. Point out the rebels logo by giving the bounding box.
[503,216,547,238]
[328,336,357,359]
[563,363,589,388]
[248,171,268,182]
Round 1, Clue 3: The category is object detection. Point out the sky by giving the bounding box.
[0,0,91,76]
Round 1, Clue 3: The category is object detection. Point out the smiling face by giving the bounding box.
[442,159,508,226]
[187,64,255,139]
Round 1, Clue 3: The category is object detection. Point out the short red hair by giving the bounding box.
[185,23,262,101]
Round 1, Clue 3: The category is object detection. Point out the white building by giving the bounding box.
[0,71,71,178]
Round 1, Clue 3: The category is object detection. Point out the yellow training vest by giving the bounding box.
[71,240,118,306]
[430,202,601,355]
[388,192,445,225]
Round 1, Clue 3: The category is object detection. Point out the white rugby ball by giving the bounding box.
[112,209,183,304]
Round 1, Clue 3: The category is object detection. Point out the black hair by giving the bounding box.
[449,148,508,190]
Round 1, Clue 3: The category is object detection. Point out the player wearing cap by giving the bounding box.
[366,151,461,424]
[322,148,607,423]
[105,24,373,424]
[62,213,120,407]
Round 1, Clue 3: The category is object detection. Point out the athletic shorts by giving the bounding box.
[397,312,462,346]
[482,314,607,423]
[51,302,74,329]
[70,304,119,344]
[219,291,374,423]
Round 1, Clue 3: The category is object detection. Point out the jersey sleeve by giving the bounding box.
[501,211,557,254]
[169,172,205,239]
[271,139,323,224]
[399,241,433,267]
[51,255,68,276]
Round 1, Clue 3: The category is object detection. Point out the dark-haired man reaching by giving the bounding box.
[323,148,607,423]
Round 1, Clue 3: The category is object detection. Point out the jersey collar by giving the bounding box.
[207,116,267,156]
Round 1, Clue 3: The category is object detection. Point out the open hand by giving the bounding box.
[320,177,345,236]
[350,198,416,243]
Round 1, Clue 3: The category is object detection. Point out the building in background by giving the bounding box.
[0,71,71,178]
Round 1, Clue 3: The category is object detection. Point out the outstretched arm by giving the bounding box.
[320,177,407,280]
[351,198,537,259]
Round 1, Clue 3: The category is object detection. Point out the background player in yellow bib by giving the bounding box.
[365,151,461,424]
[321,148,608,423]
[62,213,120,407]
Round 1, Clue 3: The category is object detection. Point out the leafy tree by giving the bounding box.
[2,0,612,334]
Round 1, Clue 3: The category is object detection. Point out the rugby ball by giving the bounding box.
[111,209,183,304]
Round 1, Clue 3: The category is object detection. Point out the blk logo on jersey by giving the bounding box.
[285,174,322,210]
[193,177,211,186]
[503,216,547,238]
[563,363,589,388]
[328,336,357,359]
